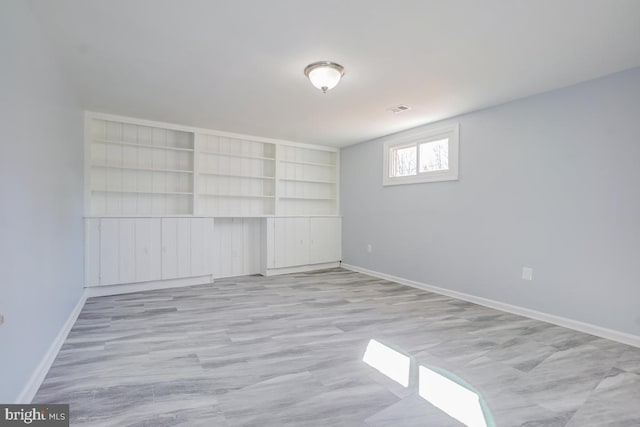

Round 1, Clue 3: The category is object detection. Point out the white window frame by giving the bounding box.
[383,123,459,186]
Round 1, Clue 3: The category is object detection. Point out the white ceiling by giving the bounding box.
[29,0,640,147]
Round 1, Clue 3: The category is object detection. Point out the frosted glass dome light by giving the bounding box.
[304,61,345,93]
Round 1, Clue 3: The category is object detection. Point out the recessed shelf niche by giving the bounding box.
[278,145,338,215]
[89,118,195,216]
[197,134,276,216]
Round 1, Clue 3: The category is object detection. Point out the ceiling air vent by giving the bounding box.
[388,104,411,114]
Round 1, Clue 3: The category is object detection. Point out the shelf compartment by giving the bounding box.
[279,196,336,201]
[199,171,274,180]
[199,150,275,161]
[92,189,193,195]
[92,164,193,174]
[279,177,336,184]
[200,193,275,199]
[93,138,194,152]
[279,159,336,167]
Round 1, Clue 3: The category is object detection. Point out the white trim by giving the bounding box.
[84,215,218,218]
[274,143,282,215]
[83,215,341,219]
[192,133,201,215]
[16,292,88,403]
[335,151,341,215]
[383,123,459,186]
[264,262,341,277]
[341,263,640,348]
[85,111,339,153]
[84,275,213,297]
[271,215,342,219]
[83,117,92,215]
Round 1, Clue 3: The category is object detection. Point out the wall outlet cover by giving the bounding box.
[522,267,533,281]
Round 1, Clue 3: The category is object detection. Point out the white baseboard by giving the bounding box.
[341,263,640,348]
[16,292,88,403]
[84,275,213,297]
[264,262,341,277]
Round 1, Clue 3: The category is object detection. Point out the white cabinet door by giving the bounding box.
[274,217,310,268]
[264,218,275,270]
[215,218,262,278]
[203,217,216,277]
[118,219,136,284]
[91,217,210,287]
[99,219,119,285]
[162,217,212,280]
[177,218,191,277]
[161,218,179,279]
[85,219,101,287]
[293,218,311,267]
[309,217,341,264]
[191,217,215,277]
[135,218,161,282]
[190,218,206,277]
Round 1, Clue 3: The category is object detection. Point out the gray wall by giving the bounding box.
[341,67,640,337]
[0,1,84,402]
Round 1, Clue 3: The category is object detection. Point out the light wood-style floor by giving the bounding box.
[35,268,640,426]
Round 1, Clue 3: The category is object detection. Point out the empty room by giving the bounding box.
[2,1,640,426]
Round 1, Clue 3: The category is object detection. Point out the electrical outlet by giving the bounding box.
[522,267,533,281]
[367,244,372,253]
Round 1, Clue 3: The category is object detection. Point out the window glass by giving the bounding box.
[419,138,449,172]
[390,145,416,177]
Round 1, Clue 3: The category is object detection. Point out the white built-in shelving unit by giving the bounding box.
[278,145,338,215]
[85,113,341,289]
[88,118,195,216]
[86,114,339,217]
[197,134,276,216]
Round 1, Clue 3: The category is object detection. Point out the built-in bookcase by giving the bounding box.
[88,118,194,216]
[86,114,339,217]
[278,145,338,215]
[85,114,341,289]
[197,135,276,216]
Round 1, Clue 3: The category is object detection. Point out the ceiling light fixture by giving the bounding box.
[304,61,345,93]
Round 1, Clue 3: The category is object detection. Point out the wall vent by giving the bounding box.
[388,104,411,113]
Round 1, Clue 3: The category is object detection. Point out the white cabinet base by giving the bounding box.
[84,274,213,297]
[264,217,341,274]
[263,262,340,277]
[85,217,215,291]
[85,215,340,294]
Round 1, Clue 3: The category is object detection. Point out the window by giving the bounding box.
[383,124,459,186]
[389,144,416,177]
